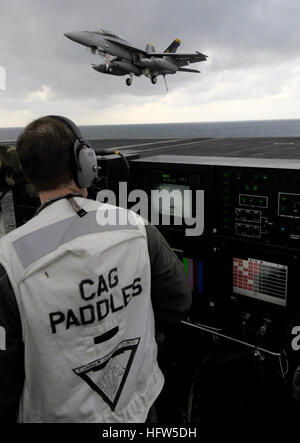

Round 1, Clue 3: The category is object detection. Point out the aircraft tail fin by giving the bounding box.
[164,38,181,53]
[145,42,155,52]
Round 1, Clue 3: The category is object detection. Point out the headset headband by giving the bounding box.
[48,115,84,142]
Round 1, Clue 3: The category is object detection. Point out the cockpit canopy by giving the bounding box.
[95,29,126,41]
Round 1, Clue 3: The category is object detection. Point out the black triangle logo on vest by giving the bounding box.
[73,338,140,411]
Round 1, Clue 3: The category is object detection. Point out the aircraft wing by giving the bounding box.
[178,67,201,73]
[149,51,208,66]
[105,37,148,55]
[105,37,208,64]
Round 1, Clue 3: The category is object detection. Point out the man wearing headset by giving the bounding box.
[0,116,192,423]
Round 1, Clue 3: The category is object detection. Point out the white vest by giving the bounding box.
[0,197,164,423]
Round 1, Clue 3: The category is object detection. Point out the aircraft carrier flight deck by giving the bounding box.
[86,136,300,159]
[2,136,300,159]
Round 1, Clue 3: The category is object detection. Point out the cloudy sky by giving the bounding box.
[1,0,300,127]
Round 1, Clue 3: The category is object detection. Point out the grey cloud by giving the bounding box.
[1,0,300,116]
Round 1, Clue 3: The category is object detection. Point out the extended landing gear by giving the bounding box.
[126,73,133,86]
[151,75,157,84]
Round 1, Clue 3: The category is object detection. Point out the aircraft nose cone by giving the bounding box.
[64,31,87,44]
[64,32,79,42]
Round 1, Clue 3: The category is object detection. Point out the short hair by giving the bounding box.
[16,116,77,191]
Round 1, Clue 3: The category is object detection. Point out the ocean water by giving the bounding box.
[0,119,300,142]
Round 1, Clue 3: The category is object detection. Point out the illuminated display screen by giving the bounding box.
[233,257,288,307]
[152,184,191,219]
[183,257,203,294]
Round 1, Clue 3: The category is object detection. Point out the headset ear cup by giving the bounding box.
[76,144,98,188]
[72,138,82,186]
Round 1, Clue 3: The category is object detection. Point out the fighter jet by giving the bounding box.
[64,29,208,90]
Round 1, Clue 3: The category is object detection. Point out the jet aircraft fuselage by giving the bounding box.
[64,29,208,89]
